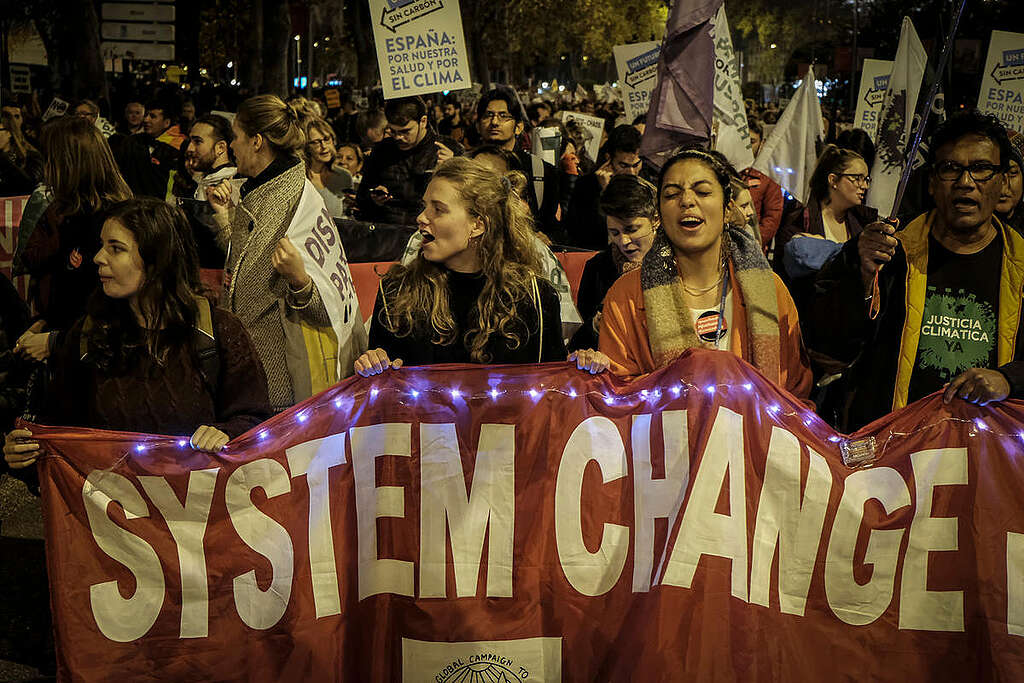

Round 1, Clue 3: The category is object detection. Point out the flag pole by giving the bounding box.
[868,0,969,320]
[888,0,968,223]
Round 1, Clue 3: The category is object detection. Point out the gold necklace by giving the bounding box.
[682,274,723,295]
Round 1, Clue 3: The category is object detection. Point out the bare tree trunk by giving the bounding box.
[33,0,107,101]
[239,0,263,91]
[460,2,490,89]
[261,0,291,95]
[349,0,377,88]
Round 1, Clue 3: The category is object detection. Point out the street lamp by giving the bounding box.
[770,43,777,49]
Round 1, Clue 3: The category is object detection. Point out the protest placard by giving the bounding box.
[854,59,894,141]
[560,111,604,167]
[976,30,1024,131]
[614,41,660,124]
[95,116,117,139]
[42,97,69,121]
[370,0,471,99]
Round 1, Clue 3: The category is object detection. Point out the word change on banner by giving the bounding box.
[855,58,894,141]
[370,0,470,99]
[977,30,1024,131]
[559,111,604,166]
[32,350,1024,681]
[710,6,753,170]
[613,41,661,123]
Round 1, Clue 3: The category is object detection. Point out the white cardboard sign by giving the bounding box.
[854,59,894,141]
[370,0,471,99]
[976,30,1024,131]
[613,41,660,123]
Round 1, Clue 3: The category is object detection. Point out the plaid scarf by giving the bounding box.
[641,223,782,383]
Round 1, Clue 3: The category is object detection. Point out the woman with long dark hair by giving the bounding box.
[355,156,587,374]
[17,116,133,361]
[599,148,812,397]
[4,197,272,468]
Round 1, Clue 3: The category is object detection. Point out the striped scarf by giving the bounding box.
[641,223,782,383]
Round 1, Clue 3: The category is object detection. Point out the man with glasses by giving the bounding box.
[808,111,1024,431]
[475,86,564,242]
[355,95,461,224]
[567,124,643,249]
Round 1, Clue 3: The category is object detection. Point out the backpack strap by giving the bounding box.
[530,154,545,211]
[192,296,220,396]
[532,276,543,363]
[78,297,220,394]
[79,317,94,361]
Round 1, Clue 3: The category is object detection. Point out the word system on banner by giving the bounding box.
[33,351,1024,681]
[614,41,661,124]
[855,59,894,142]
[370,0,471,99]
[977,30,1024,131]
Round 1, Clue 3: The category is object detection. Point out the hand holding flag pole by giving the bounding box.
[868,0,968,320]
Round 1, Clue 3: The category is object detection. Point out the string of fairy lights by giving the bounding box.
[110,370,1024,468]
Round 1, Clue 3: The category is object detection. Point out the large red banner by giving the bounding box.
[30,350,1024,681]
[1,194,30,302]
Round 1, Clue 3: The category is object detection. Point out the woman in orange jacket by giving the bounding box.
[598,148,813,399]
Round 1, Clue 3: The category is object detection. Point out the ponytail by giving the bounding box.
[808,143,864,204]
[236,94,306,159]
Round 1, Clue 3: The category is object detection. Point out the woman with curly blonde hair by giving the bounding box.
[355,156,572,374]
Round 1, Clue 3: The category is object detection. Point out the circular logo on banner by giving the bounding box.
[440,661,521,682]
[695,309,728,343]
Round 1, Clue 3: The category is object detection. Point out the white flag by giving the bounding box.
[866,17,927,217]
[752,66,824,203]
[710,6,754,170]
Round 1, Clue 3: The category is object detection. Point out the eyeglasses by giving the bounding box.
[482,111,515,123]
[933,161,1002,183]
[839,173,871,187]
[308,138,332,148]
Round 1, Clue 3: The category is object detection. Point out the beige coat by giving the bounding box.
[219,160,333,411]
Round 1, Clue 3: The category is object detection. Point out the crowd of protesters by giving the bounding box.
[1,74,1024,676]
[0,80,1019,437]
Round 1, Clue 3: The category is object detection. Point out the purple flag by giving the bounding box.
[639,0,724,169]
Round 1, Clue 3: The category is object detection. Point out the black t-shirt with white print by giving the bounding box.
[907,231,1002,403]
